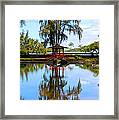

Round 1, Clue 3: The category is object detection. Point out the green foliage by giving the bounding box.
[20,32,47,55]
[46,48,52,52]
[66,41,99,53]
[80,41,99,53]
[39,20,83,47]
[75,57,99,76]
[20,63,45,81]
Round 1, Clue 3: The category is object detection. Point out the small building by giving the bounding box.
[48,44,67,59]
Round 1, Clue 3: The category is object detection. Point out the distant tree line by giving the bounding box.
[66,41,99,53]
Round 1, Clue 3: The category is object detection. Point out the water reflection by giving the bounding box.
[20,64,44,81]
[20,60,99,100]
[76,62,99,77]
[39,65,81,100]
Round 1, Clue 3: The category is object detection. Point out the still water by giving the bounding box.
[20,63,99,100]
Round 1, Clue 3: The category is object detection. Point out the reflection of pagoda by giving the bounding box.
[39,62,82,100]
[48,44,67,59]
[50,66,64,78]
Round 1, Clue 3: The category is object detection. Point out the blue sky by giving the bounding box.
[20,20,99,47]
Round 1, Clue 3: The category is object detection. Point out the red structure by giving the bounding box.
[49,44,67,59]
[49,66,64,79]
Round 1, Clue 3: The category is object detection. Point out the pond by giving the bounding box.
[20,62,99,100]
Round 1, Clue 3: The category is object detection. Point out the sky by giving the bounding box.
[20,20,100,47]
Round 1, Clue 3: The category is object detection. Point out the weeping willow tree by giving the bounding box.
[39,20,83,47]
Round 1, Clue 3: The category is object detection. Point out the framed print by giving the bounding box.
[0,0,118,119]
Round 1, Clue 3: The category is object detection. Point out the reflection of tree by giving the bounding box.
[76,62,99,77]
[20,63,44,81]
[20,63,82,100]
[38,64,82,100]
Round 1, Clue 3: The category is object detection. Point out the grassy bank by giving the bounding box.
[20,55,99,64]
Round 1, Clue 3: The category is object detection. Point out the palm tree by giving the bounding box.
[39,20,83,47]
